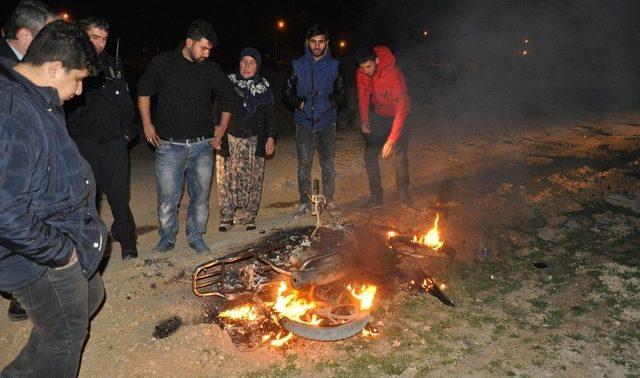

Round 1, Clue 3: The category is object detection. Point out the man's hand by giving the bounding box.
[381,139,396,159]
[211,125,225,150]
[361,121,371,134]
[265,137,275,156]
[143,124,160,146]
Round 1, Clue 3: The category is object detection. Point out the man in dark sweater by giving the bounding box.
[137,20,234,253]
[0,0,57,323]
[66,17,138,260]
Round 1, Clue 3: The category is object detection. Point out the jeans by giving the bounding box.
[364,114,410,199]
[295,123,336,204]
[76,139,136,249]
[155,139,214,243]
[2,262,105,378]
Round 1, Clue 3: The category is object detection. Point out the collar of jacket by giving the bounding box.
[304,45,333,64]
[0,58,62,112]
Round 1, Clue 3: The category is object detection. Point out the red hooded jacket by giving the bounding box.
[356,46,411,144]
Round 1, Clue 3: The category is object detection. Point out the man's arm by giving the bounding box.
[386,69,411,146]
[138,96,159,146]
[0,114,73,267]
[356,73,372,134]
[137,55,162,146]
[211,66,235,149]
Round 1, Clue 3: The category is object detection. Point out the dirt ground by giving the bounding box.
[2,109,640,377]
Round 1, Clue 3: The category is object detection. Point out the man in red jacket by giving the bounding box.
[356,45,413,210]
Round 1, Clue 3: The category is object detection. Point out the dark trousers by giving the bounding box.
[1,263,105,378]
[295,123,336,203]
[364,114,410,199]
[76,139,136,249]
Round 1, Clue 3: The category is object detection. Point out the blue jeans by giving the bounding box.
[155,139,214,243]
[295,123,336,203]
[2,262,105,378]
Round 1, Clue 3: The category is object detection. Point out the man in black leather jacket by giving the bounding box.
[66,17,139,260]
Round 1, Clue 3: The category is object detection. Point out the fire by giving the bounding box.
[219,305,257,321]
[262,331,294,347]
[412,214,444,251]
[387,230,397,239]
[270,282,321,325]
[348,284,377,311]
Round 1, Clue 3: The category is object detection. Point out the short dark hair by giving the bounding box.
[79,17,110,33]
[305,24,329,40]
[356,46,377,64]
[4,0,58,39]
[185,20,218,46]
[22,20,96,72]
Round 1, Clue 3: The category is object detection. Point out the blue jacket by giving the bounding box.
[0,59,107,292]
[282,48,346,130]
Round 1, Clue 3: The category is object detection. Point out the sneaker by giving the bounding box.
[188,239,211,253]
[7,298,27,321]
[293,203,311,219]
[152,239,175,253]
[361,196,383,211]
[399,188,415,209]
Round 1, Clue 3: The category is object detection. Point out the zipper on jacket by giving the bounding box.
[310,62,315,127]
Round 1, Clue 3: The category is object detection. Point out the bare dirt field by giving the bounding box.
[2,109,640,377]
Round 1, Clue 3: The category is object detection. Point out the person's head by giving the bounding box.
[3,0,58,56]
[184,20,218,63]
[79,17,110,55]
[305,24,329,59]
[239,47,261,79]
[356,46,378,76]
[21,20,96,103]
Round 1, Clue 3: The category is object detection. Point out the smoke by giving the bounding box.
[350,0,640,136]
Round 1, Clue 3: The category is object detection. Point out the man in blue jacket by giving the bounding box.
[283,24,346,217]
[0,21,107,377]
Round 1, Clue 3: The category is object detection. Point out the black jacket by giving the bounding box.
[0,38,20,63]
[217,84,278,158]
[65,52,137,144]
[0,60,107,292]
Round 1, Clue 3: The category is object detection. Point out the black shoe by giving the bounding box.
[361,196,383,211]
[245,223,256,231]
[8,298,27,321]
[399,188,414,208]
[122,249,138,260]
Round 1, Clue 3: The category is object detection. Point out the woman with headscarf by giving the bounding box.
[216,47,277,231]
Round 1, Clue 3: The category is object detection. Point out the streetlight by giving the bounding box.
[59,11,71,21]
[422,29,429,38]
[274,19,285,61]
[338,40,346,56]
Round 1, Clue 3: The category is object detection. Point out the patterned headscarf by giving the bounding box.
[228,47,273,120]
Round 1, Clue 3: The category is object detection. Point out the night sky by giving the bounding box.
[2,0,640,108]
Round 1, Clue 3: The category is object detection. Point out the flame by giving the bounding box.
[412,214,444,251]
[262,331,294,347]
[348,284,378,311]
[270,282,320,324]
[219,305,257,321]
[387,230,397,239]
